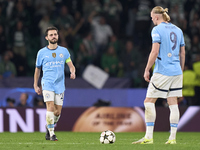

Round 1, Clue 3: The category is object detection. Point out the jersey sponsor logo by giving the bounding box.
[45,61,64,66]
[59,53,63,58]
[52,53,56,58]
[45,56,49,58]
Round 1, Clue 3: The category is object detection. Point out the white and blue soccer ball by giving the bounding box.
[100,130,116,144]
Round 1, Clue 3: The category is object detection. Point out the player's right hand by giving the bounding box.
[144,70,150,82]
[34,86,42,95]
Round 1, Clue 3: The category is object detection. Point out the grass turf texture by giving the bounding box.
[0,132,199,150]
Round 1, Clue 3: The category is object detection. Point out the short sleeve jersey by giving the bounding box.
[36,46,70,94]
[151,22,185,76]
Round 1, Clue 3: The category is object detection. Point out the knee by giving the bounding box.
[46,102,54,111]
[144,98,157,103]
[54,110,61,116]
[144,99,149,103]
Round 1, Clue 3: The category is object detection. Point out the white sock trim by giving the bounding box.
[169,104,179,140]
[169,104,179,124]
[54,115,60,124]
[46,111,55,137]
[144,102,156,122]
[144,102,156,139]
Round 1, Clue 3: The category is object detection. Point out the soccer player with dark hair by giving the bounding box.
[132,6,185,144]
[34,26,76,141]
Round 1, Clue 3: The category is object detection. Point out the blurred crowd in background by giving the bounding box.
[6,92,45,107]
[0,0,200,106]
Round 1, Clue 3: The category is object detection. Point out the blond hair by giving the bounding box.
[152,6,170,22]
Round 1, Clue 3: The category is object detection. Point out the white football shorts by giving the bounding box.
[43,90,64,106]
[146,73,183,98]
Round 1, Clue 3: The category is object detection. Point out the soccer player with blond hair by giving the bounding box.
[132,6,185,144]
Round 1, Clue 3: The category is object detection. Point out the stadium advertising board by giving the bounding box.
[0,107,200,132]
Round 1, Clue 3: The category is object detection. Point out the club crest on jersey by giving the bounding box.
[168,53,172,57]
[59,53,63,58]
[52,53,56,58]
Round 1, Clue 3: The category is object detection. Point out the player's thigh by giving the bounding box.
[146,73,170,98]
[54,92,64,106]
[43,90,55,111]
[43,90,55,102]
[167,75,183,97]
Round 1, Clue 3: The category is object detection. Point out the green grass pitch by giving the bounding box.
[0,132,200,150]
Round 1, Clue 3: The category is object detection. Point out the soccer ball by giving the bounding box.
[100,130,116,144]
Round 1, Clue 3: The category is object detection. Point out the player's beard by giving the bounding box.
[49,38,58,44]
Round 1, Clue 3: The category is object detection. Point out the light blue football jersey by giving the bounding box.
[36,46,70,94]
[151,22,185,76]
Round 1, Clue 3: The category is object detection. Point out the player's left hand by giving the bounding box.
[70,73,76,79]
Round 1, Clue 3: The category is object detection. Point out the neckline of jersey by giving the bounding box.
[46,45,58,50]
[161,22,171,25]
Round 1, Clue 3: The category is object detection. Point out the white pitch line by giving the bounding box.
[37,143,81,145]
[0,142,98,145]
[0,143,34,144]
